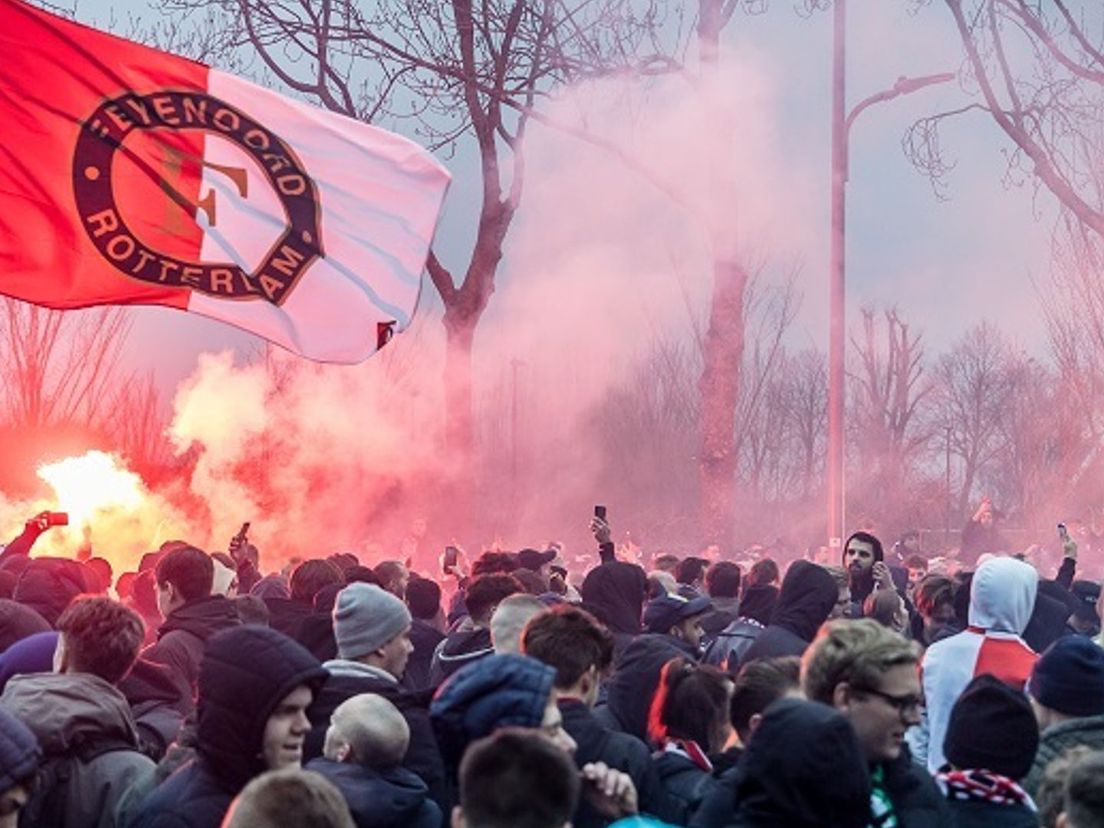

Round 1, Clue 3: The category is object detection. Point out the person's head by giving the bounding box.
[823,565,851,620]
[1069,581,1102,637]
[862,589,908,634]
[154,544,213,618]
[729,656,802,745]
[54,595,144,685]
[289,559,345,605]
[642,594,712,649]
[516,548,556,576]
[968,555,1038,635]
[675,557,708,589]
[801,618,921,764]
[466,574,524,627]
[1057,750,1104,828]
[222,768,355,828]
[943,673,1039,779]
[332,583,413,679]
[405,576,442,621]
[85,557,113,593]
[747,558,779,588]
[232,541,260,569]
[975,497,995,527]
[653,553,680,575]
[1028,636,1104,730]
[1036,746,1094,828]
[0,708,39,828]
[373,560,409,599]
[522,605,614,708]
[913,574,957,635]
[429,654,573,770]
[197,626,327,784]
[842,531,882,578]
[705,561,742,600]
[490,594,547,655]
[648,657,733,753]
[322,693,409,769]
[903,554,927,588]
[453,728,579,828]
[897,531,920,554]
[471,552,518,577]
[344,565,381,586]
[234,594,270,626]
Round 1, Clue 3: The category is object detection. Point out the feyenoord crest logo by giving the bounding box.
[73,91,323,305]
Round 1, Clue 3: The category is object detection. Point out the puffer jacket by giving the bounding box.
[1023,714,1104,796]
[304,758,441,828]
[1,671,155,828]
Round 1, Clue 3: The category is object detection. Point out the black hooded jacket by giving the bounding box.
[594,633,699,743]
[736,585,778,626]
[12,557,90,626]
[428,627,494,687]
[304,758,441,828]
[131,626,327,828]
[739,562,837,667]
[726,698,871,828]
[144,595,241,701]
[580,546,648,636]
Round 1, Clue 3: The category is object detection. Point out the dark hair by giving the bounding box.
[155,545,214,603]
[466,574,524,624]
[730,656,801,739]
[405,577,441,620]
[327,553,360,574]
[863,589,903,629]
[512,568,547,596]
[705,562,742,599]
[138,551,163,572]
[522,605,614,689]
[373,560,407,593]
[224,768,354,828]
[86,557,113,592]
[234,594,270,626]
[914,574,955,618]
[1064,751,1104,828]
[344,566,381,586]
[648,657,731,751]
[653,554,680,573]
[747,558,779,588]
[844,531,884,561]
[130,569,159,617]
[459,729,580,828]
[903,554,928,571]
[57,596,144,684]
[290,559,345,603]
[675,557,708,587]
[472,552,518,577]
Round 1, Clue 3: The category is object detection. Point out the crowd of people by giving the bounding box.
[0,507,1101,828]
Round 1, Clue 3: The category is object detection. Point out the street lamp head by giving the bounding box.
[894,72,956,95]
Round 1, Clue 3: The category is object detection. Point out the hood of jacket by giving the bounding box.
[0,707,39,792]
[196,626,327,788]
[580,561,647,635]
[159,595,241,642]
[438,628,493,662]
[968,557,1037,635]
[430,653,554,769]
[305,758,434,827]
[602,633,697,743]
[0,671,141,755]
[0,631,57,695]
[770,561,839,643]
[736,584,778,626]
[734,698,871,828]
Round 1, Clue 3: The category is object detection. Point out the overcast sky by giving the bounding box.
[66,0,1055,390]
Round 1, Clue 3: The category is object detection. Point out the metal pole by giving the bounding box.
[944,424,952,544]
[827,0,847,549]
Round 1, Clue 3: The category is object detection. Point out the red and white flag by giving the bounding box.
[0,0,449,362]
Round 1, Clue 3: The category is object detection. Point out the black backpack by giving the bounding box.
[19,734,136,827]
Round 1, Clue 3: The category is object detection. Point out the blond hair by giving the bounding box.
[801,618,920,704]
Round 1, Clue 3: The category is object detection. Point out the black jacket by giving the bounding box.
[428,628,493,687]
[263,596,313,641]
[880,747,952,828]
[304,665,447,812]
[559,699,673,828]
[653,750,710,825]
[403,618,445,692]
[595,634,698,743]
[738,561,837,667]
[131,626,327,828]
[945,799,1038,828]
[703,618,764,670]
[304,758,441,828]
[144,595,241,701]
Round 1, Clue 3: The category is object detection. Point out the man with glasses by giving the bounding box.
[802,618,950,828]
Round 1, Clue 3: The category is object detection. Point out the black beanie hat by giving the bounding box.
[1029,635,1104,718]
[943,673,1039,780]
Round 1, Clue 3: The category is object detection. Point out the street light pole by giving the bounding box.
[825,0,954,547]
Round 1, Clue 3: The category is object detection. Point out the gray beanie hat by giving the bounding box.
[333,583,412,659]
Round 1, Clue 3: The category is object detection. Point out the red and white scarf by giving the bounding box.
[935,768,1036,811]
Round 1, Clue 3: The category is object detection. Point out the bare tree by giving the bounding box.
[931,322,1016,515]
[0,300,131,431]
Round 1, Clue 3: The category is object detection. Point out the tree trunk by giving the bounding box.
[443,308,478,463]
[698,255,748,550]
